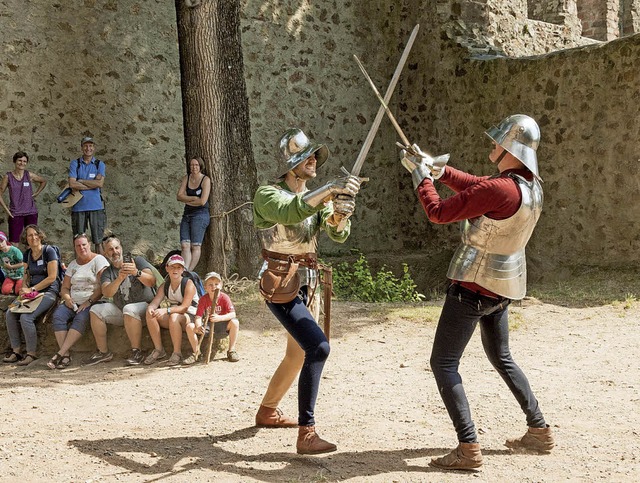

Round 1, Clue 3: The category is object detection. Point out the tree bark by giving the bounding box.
[175,0,259,277]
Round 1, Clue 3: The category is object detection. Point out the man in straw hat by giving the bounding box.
[252,128,361,455]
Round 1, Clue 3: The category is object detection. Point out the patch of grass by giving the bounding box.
[528,266,640,307]
[509,310,526,330]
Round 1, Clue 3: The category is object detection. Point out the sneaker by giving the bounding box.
[84,351,114,366]
[126,348,145,366]
[227,350,240,362]
[143,348,167,365]
[183,353,199,365]
[166,352,182,366]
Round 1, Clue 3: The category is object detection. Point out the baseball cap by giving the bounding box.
[204,271,222,283]
[81,136,95,146]
[0,231,7,242]
[166,254,186,267]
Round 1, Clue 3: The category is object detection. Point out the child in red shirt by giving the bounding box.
[185,271,240,363]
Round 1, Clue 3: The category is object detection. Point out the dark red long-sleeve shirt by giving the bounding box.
[417,166,533,297]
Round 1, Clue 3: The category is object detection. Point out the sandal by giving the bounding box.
[47,353,63,369]
[3,351,23,363]
[16,354,38,366]
[57,355,72,369]
[143,348,167,365]
[183,353,199,365]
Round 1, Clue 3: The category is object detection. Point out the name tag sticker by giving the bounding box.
[89,174,96,179]
[23,182,30,187]
[37,260,44,266]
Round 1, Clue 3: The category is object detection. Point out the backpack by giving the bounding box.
[162,270,206,307]
[26,244,66,282]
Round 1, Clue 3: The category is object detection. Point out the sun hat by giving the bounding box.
[204,271,222,283]
[166,254,186,267]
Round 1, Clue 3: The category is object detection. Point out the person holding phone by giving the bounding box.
[86,234,158,366]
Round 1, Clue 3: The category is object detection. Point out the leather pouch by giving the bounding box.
[259,258,300,304]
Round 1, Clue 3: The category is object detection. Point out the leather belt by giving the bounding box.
[261,249,318,269]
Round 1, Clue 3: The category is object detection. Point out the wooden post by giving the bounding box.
[204,288,220,364]
[322,266,332,341]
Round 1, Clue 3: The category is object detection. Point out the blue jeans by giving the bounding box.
[180,209,210,245]
[51,303,91,334]
[266,287,330,426]
[430,284,546,443]
[5,291,58,353]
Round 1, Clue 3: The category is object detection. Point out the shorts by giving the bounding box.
[180,209,210,245]
[213,320,230,338]
[90,301,149,326]
[8,213,38,243]
[51,303,91,334]
[71,209,107,244]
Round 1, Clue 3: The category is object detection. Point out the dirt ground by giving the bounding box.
[1,292,639,482]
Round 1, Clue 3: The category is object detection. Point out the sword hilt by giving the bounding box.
[334,166,368,232]
[396,141,419,156]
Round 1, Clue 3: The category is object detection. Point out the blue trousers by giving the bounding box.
[5,291,58,354]
[266,288,330,426]
[430,283,546,443]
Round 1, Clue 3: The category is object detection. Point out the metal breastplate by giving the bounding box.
[446,174,543,299]
[256,190,320,287]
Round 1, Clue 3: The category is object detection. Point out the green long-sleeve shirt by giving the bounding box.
[253,182,350,244]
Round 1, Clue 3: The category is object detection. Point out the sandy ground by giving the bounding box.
[1,294,639,482]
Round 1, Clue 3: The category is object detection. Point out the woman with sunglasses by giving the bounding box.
[3,225,61,366]
[47,233,109,369]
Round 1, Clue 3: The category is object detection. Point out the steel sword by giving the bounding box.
[353,54,416,154]
[354,54,451,171]
[336,24,420,231]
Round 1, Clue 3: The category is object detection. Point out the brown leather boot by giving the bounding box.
[296,426,337,455]
[505,425,555,453]
[429,442,483,471]
[255,405,297,428]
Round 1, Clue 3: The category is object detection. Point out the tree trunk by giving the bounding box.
[175,0,259,278]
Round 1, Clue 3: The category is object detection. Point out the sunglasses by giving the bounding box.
[73,233,88,240]
[101,234,117,243]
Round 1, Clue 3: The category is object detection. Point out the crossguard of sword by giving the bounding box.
[396,141,419,156]
[340,165,369,185]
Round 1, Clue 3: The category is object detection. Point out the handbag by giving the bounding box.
[9,292,45,314]
[57,185,83,208]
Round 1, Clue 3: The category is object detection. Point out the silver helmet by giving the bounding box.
[485,114,541,179]
[277,128,329,178]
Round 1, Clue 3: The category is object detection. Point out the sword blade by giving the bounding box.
[349,24,419,176]
[354,55,413,149]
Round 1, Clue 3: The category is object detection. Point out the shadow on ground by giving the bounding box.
[69,426,512,481]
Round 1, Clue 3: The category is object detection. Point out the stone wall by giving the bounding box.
[1,1,639,288]
[402,30,640,280]
[0,0,184,261]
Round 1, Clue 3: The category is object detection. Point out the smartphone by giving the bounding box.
[123,253,133,263]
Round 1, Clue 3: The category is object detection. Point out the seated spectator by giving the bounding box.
[185,271,239,364]
[0,231,24,295]
[47,233,109,369]
[3,225,61,366]
[85,235,158,366]
[144,254,199,366]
